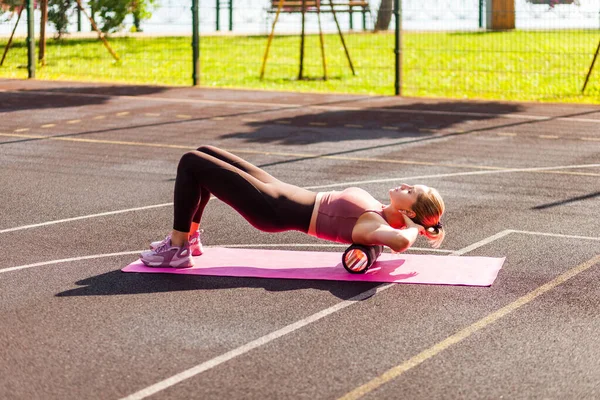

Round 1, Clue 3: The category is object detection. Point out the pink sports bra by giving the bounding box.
[315,187,386,244]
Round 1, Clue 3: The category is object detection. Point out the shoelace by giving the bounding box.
[155,236,172,253]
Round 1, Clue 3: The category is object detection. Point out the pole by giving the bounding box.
[74,0,120,61]
[298,0,306,80]
[77,6,82,32]
[478,0,483,29]
[260,0,284,80]
[349,4,353,30]
[39,0,48,66]
[192,0,200,85]
[26,0,35,78]
[229,0,233,31]
[1,7,23,67]
[582,39,600,94]
[394,0,401,95]
[216,0,220,31]
[329,0,355,75]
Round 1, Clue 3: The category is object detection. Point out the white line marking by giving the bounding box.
[118,233,508,400]
[119,283,397,400]
[0,250,141,274]
[8,90,600,124]
[508,229,600,242]
[67,119,81,124]
[226,244,453,253]
[0,203,172,234]
[14,128,30,132]
[0,244,454,275]
[450,230,513,256]
[41,124,55,128]
[2,162,600,235]
[304,163,600,190]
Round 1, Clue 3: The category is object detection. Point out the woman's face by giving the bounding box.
[389,183,429,212]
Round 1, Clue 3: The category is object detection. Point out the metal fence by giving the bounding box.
[1,0,599,101]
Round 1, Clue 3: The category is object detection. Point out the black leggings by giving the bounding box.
[173,146,317,234]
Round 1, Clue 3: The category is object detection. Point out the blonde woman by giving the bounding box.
[141,145,445,268]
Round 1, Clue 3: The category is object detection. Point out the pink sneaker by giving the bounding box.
[150,230,203,257]
[188,230,204,256]
[140,238,194,268]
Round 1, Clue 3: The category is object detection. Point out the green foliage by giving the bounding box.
[48,0,75,38]
[88,0,156,33]
[0,0,24,16]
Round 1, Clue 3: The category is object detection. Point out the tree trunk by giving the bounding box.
[39,0,48,65]
[374,0,393,31]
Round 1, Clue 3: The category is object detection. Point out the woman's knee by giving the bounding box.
[177,151,201,172]
[196,145,218,154]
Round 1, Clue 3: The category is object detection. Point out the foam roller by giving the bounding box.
[342,244,384,274]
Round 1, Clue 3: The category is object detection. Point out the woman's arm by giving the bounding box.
[355,212,424,253]
[363,224,421,253]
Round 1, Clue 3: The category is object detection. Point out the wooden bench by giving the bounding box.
[261,0,367,80]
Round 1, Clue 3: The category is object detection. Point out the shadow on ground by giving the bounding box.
[55,269,381,301]
[0,84,169,113]
[220,100,524,145]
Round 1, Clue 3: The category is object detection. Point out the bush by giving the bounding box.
[48,0,74,38]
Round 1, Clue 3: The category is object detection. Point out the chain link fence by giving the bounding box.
[1,0,599,101]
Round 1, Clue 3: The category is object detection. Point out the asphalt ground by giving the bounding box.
[1,79,599,400]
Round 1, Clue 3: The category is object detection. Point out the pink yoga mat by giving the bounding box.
[122,247,504,286]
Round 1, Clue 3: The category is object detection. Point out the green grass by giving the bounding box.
[1,30,599,103]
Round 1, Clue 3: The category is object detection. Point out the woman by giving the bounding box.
[140,145,445,268]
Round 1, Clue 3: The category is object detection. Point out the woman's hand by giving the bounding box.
[400,212,425,236]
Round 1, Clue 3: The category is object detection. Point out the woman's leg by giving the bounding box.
[171,149,315,246]
[188,145,279,235]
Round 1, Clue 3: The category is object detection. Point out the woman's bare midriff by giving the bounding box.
[307,192,323,237]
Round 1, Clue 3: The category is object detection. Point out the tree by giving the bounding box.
[88,0,156,33]
[374,0,393,31]
[0,0,24,16]
[47,0,74,38]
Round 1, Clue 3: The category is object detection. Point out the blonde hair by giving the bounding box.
[411,187,445,248]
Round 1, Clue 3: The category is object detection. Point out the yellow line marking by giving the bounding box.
[497,132,517,137]
[176,114,192,119]
[93,116,106,120]
[241,118,259,122]
[339,254,600,400]
[382,126,399,131]
[275,120,291,124]
[211,117,225,121]
[41,124,56,128]
[580,137,600,142]
[67,119,81,124]
[539,135,559,139]
[309,122,328,126]
[0,132,599,178]
[145,113,161,117]
[14,128,29,132]
[116,112,130,117]
[345,124,363,128]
